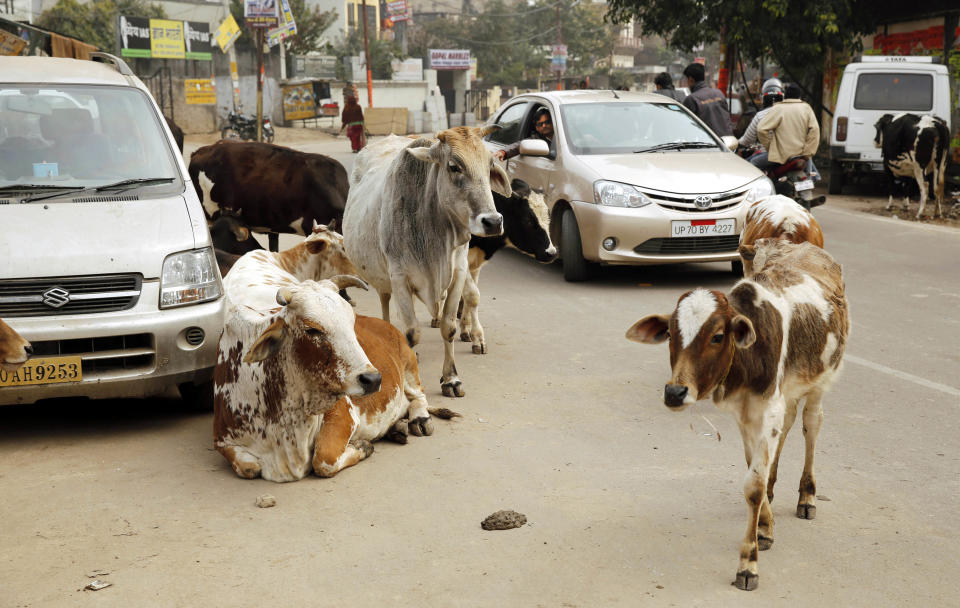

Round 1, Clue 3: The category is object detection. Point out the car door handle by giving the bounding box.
[852,119,864,124]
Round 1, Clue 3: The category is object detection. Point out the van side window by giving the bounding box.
[854,73,933,112]
[487,102,529,144]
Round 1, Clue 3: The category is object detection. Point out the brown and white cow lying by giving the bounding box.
[214,245,437,482]
[739,194,824,276]
[0,317,32,371]
[626,239,849,591]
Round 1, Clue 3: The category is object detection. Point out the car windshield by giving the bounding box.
[560,102,721,155]
[0,85,181,193]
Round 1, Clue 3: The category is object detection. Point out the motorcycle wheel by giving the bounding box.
[263,130,275,144]
[221,127,240,140]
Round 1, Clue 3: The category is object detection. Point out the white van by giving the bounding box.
[0,54,225,407]
[829,56,952,194]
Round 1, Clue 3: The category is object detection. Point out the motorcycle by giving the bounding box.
[220,108,275,143]
[738,144,825,210]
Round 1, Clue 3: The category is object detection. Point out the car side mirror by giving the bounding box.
[721,135,739,151]
[519,139,550,157]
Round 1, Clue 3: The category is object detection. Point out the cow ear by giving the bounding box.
[510,178,532,199]
[244,318,287,363]
[306,239,327,254]
[738,243,756,261]
[730,315,756,349]
[490,162,511,197]
[406,143,440,164]
[232,225,250,242]
[478,124,501,138]
[626,315,671,344]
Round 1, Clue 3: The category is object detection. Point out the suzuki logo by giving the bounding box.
[694,195,713,209]
[41,287,70,309]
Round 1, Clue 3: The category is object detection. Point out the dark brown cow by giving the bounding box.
[189,140,349,236]
[627,239,849,591]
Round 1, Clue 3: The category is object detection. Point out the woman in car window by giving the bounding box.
[496,107,553,161]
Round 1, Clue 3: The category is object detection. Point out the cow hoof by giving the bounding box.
[441,381,465,398]
[430,318,440,328]
[351,439,374,458]
[734,570,758,591]
[758,534,774,551]
[472,343,487,355]
[460,332,471,342]
[408,416,434,437]
[796,504,816,520]
[405,328,421,348]
[385,421,408,444]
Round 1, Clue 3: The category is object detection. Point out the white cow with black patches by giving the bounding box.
[626,239,849,591]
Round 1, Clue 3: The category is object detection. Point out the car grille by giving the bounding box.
[28,333,155,377]
[0,274,142,317]
[641,187,748,213]
[634,235,741,255]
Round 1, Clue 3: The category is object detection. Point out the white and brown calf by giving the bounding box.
[0,317,32,371]
[626,239,849,591]
[738,194,824,276]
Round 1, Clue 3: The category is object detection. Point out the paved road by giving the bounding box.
[1,133,958,607]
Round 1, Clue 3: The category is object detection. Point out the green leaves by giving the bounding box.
[37,0,166,51]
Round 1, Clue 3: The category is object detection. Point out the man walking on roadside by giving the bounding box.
[653,72,686,103]
[681,62,732,137]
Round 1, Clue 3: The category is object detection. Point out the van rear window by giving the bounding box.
[854,73,933,111]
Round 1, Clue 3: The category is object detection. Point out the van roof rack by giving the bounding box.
[859,55,935,64]
[89,52,134,76]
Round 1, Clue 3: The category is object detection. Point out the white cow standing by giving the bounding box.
[343,128,509,397]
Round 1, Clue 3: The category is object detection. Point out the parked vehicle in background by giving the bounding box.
[0,54,225,407]
[220,107,275,143]
[829,56,952,195]
[484,90,775,281]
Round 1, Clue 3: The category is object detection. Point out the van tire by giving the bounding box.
[560,208,592,282]
[828,161,844,195]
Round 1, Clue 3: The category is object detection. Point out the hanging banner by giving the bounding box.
[0,29,28,56]
[267,0,297,47]
[215,14,241,52]
[386,0,409,22]
[550,44,567,73]
[185,79,217,105]
[429,49,471,70]
[245,0,279,28]
[150,19,186,59]
[184,22,212,60]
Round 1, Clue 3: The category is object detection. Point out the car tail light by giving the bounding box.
[836,117,847,141]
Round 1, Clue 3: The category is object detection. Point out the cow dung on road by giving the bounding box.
[481,510,527,530]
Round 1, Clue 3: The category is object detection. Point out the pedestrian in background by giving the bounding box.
[653,72,686,103]
[681,62,733,137]
[340,95,365,153]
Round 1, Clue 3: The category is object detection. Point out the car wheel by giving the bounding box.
[731,260,744,276]
[560,208,592,282]
[828,161,844,195]
[221,127,240,141]
[178,379,214,411]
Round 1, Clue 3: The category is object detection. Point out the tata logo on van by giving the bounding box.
[41,287,70,309]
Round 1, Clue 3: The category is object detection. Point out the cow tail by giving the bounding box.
[427,407,462,420]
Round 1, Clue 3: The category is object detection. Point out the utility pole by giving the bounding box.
[361,0,373,106]
[219,0,241,112]
[256,28,264,142]
[555,2,563,90]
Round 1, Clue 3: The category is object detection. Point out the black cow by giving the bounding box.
[189,141,349,248]
[209,213,264,277]
[456,178,558,354]
[874,113,950,218]
[164,116,184,153]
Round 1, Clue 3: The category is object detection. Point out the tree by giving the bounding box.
[605,0,879,97]
[331,28,399,80]
[37,0,166,51]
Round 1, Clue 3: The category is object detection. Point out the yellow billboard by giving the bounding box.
[150,19,185,59]
[185,79,217,105]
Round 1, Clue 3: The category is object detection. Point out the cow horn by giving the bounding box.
[276,287,295,305]
[478,124,501,138]
[327,275,369,291]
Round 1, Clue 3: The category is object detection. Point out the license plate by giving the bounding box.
[0,356,82,387]
[671,218,735,238]
[794,179,815,192]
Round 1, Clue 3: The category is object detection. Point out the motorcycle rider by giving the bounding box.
[738,78,784,160]
[756,83,820,173]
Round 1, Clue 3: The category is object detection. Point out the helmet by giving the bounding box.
[761,78,784,97]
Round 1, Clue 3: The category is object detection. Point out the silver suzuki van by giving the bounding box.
[0,54,224,407]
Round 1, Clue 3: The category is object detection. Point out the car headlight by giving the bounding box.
[743,176,776,206]
[160,248,222,308]
[594,180,653,208]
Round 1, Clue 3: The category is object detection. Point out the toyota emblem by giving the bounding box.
[694,195,713,209]
[41,287,70,309]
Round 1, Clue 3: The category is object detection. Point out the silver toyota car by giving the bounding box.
[0,55,224,406]
[485,90,775,281]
